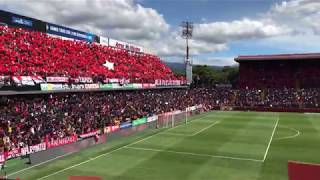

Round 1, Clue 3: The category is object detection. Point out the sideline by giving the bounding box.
[125,146,263,163]
[262,114,279,162]
[6,151,75,178]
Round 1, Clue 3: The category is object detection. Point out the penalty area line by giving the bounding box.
[191,121,220,136]
[125,146,263,163]
[161,121,220,137]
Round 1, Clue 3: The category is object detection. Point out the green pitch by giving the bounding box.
[4,111,320,180]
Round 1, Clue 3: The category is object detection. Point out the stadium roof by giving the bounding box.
[234,53,320,62]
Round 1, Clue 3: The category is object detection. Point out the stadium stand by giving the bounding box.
[2,87,320,152]
[0,88,221,152]
[235,54,320,89]
[0,26,177,83]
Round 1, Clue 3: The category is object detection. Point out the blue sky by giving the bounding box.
[1,0,320,66]
[140,0,281,25]
[138,0,320,65]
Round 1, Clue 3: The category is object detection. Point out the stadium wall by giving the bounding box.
[233,106,320,113]
[288,161,320,180]
[46,22,98,42]
[0,10,144,52]
[29,121,157,165]
[0,10,46,32]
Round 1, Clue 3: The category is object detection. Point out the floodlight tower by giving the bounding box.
[181,21,193,85]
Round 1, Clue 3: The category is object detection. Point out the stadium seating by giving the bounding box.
[0,88,220,152]
[238,61,320,89]
[2,87,320,151]
[0,26,177,83]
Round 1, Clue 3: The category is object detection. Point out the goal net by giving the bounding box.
[157,108,201,129]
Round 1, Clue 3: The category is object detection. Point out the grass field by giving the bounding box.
[4,111,320,180]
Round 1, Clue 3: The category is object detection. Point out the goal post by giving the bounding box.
[157,110,187,129]
[156,105,203,129]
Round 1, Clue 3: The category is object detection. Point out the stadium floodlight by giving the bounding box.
[181,21,193,84]
[181,21,193,62]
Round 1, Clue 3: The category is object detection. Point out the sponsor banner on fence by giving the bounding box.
[100,36,109,46]
[105,78,120,83]
[4,148,21,159]
[104,125,120,134]
[155,79,182,86]
[46,77,69,83]
[20,76,35,86]
[132,117,147,126]
[71,84,86,90]
[12,16,33,27]
[0,142,47,163]
[147,115,158,122]
[20,142,46,156]
[79,130,99,139]
[142,84,156,88]
[132,83,142,89]
[100,84,113,89]
[84,83,99,89]
[112,83,121,89]
[46,135,78,149]
[40,84,63,91]
[186,106,196,112]
[47,23,95,42]
[109,38,144,53]
[122,84,134,89]
[12,76,35,86]
[41,84,101,91]
[120,122,132,129]
[119,79,130,85]
[32,76,45,84]
[72,77,93,83]
[0,76,10,86]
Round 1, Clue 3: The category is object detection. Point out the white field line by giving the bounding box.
[35,130,163,180]
[6,151,75,178]
[158,114,213,136]
[17,114,209,180]
[274,126,301,141]
[125,146,263,163]
[161,121,220,137]
[160,132,191,136]
[191,121,220,136]
[262,114,279,162]
[304,113,320,115]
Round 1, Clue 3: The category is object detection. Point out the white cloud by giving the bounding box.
[0,0,169,41]
[266,0,320,34]
[194,18,292,44]
[148,35,228,57]
[255,34,320,52]
[193,57,237,66]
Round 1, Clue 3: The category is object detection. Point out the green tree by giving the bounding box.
[192,65,238,87]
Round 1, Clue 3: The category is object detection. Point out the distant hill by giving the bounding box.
[164,62,224,72]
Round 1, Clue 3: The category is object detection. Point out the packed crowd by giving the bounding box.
[238,61,320,89]
[234,88,320,108]
[1,87,320,151]
[0,88,222,152]
[0,26,178,83]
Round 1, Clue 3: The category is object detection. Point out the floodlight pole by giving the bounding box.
[181,21,193,85]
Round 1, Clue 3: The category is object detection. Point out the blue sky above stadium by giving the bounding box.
[1,0,320,66]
